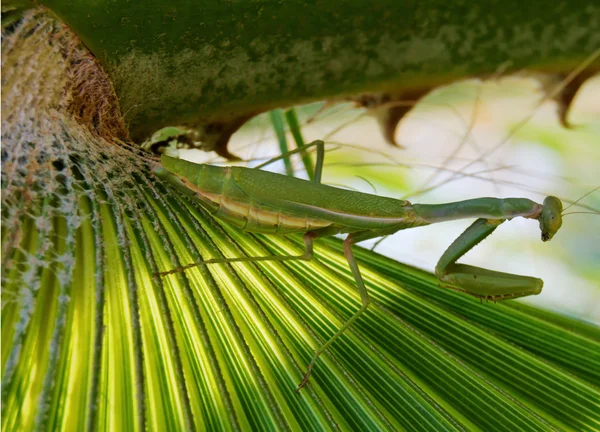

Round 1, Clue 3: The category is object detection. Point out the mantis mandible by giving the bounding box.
[154,140,563,392]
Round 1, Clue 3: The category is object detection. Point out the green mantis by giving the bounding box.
[154,140,564,391]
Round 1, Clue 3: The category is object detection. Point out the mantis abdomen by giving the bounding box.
[161,155,418,235]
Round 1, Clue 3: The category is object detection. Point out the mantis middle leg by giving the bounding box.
[435,218,543,301]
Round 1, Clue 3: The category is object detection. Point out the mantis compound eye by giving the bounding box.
[539,196,563,242]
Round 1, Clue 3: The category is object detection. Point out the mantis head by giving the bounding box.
[539,196,563,242]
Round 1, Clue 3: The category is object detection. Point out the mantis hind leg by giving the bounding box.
[296,230,379,392]
[157,142,326,278]
[255,140,325,183]
[155,232,316,277]
[435,218,543,301]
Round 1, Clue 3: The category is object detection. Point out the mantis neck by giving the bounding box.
[411,197,542,224]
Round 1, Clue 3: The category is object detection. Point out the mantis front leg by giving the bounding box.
[435,218,543,301]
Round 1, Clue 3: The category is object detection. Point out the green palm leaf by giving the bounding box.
[2,8,599,432]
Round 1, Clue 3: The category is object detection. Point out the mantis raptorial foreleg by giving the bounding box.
[435,218,543,301]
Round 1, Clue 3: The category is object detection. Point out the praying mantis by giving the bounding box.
[154,139,564,391]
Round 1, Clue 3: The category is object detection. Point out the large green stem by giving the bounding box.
[40,0,600,141]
